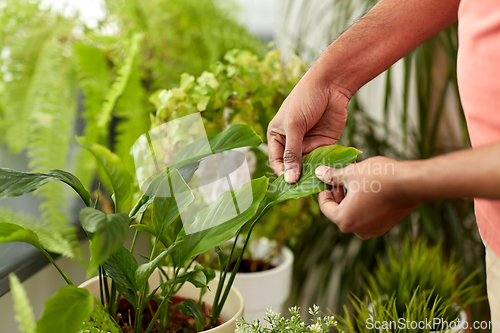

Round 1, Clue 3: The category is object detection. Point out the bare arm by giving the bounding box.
[315,142,500,239]
[314,0,460,95]
[268,0,460,183]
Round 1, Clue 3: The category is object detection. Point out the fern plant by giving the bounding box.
[0,0,266,227]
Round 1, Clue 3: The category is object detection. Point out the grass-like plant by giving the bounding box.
[333,239,484,332]
[364,238,483,320]
[335,291,460,333]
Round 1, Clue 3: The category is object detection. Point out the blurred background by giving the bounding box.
[0,0,489,331]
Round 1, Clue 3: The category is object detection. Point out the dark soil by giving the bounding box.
[114,295,223,333]
[228,258,276,273]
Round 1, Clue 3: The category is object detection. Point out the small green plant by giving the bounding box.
[333,239,484,332]
[364,238,483,320]
[151,48,306,139]
[335,291,460,333]
[236,305,339,333]
[1,123,359,332]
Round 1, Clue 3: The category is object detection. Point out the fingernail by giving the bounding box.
[315,166,328,178]
[285,169,299,183]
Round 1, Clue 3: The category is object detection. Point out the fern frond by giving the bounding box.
[25,32,78,225]
[72,42,112,189]
[97,33,143,129]
[0,0,58,152]
[0,207,84,262]
[114,61,151,174]
[9,274,36,333]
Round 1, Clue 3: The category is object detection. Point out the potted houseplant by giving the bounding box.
[1,122,360,332]
[335,291,464,333]
[149,49,307,320]
[334,238,484,332]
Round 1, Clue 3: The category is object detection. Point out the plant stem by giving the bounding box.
[213,211,265,322]
[39,247,73,285]
[108,281,117,316]
[145,268,179,333]
[103,267,110,308]
[210,229,242,325]
[130,212,145,254]
[98,266,105,307]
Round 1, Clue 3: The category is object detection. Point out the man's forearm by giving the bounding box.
[401,142,500,202]
[308,0,460,97]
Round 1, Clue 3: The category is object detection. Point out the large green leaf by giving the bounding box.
[103,246,139,292]
[263,145,360,209]
[176,177,268,263]
[152,168,194,237]
[80,208,130,270]
[9,274,36,333]
[0,223,42,250]
[77,138,133,212]
[0,168,91,206]
[169,124,262,168]
[36,286,94,333]
[0,208,83,261]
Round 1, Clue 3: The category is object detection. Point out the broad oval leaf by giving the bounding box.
[9,274,36,333]
[80,208,131,270]
[77,137,133,212]
[36,286,94,333]
[176,298,205,332]
[170,124,262,168]
[176,176,268,263]
[0,168,91,206]
[103,246,139,292]
[263,145,360,209]
[0,223,41,250]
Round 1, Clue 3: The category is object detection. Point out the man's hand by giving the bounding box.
[267,73,351,183]
[315,157,418,239]
[266,0,460,184]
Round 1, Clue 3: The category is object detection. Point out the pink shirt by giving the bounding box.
[457,0,500,256]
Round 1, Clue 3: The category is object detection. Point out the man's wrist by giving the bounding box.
[396,159,432,205]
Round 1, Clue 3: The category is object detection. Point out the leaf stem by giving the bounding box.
[212,210,265,322]
[130,212,145,254]
[39,247,73,285]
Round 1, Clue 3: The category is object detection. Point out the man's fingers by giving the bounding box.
[268,135,285,176]
[318,190,340,222]
[332,185,345,203]
[315,166,344,185]
[283,125,305,183]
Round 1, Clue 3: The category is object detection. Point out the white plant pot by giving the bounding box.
[79,269,244,333]
[226,246,294,322]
